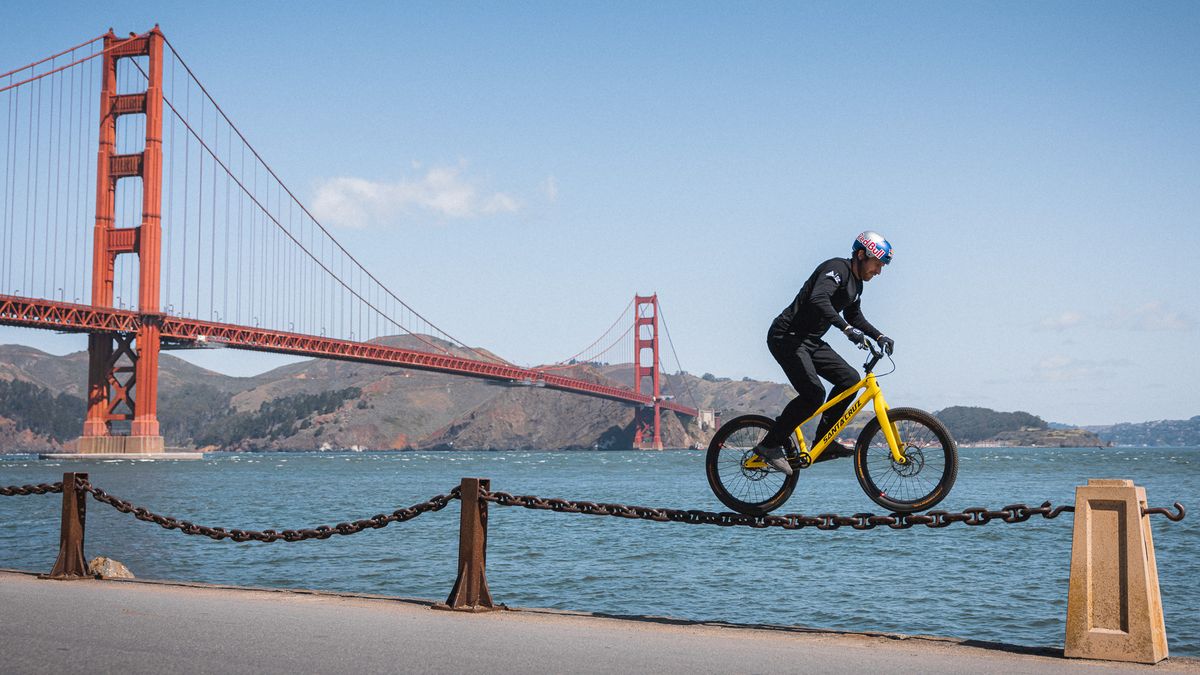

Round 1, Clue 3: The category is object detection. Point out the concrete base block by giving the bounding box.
[1064,479,1168,664]
[39,452,204,460]
[77,435,165,455]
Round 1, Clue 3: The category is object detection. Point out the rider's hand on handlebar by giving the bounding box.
[844,326,868,349]
[876,335,894,355]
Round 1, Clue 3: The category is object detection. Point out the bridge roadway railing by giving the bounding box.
[0,293,697,416]
[2,473,1188,663]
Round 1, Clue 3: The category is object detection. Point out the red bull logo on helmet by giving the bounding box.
[856,231,893,263]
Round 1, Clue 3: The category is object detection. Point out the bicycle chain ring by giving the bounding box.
[739,449,772,481]
[781,439,812,469]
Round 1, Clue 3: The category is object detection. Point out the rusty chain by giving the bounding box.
[3,479,1185,535]
[77,479,460,543]
[0,482,63,496]
[481,490,1187,530]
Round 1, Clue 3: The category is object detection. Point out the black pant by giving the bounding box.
[760,335,860,448]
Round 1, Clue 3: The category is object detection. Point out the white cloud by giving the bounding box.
[311,163,520,228]
[1110,301,1193,332]
[1039,311,1086,330]
[1037,303,1194,333]
[1035,355,1132,382]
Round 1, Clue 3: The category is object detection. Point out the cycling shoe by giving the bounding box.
[753,444,794,475]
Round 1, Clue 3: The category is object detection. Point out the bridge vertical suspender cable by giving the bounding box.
[1,35,110,306]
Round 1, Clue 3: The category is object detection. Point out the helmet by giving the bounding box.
[852,231,893,265]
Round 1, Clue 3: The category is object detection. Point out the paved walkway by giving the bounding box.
[1,570,1196,674]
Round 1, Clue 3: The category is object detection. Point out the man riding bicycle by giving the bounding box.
[753,231,895,476]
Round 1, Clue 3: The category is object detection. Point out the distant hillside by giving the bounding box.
[0,343,1189,451]
[1089,416,1200,447]
[0,379,85,451]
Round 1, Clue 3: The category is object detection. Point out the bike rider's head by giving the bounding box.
[851,230,893,282]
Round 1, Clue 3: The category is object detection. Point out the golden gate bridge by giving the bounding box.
[0,27,699,452]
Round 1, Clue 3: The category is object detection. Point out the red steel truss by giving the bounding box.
[0,294,698,417]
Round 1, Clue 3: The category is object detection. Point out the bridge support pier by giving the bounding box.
[78,435,165,455]
[1064,479,1168,664]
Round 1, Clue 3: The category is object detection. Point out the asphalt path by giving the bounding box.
[1,570,1196,674]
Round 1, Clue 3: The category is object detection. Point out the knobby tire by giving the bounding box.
[854,407,958,513]
[705,414,799,516]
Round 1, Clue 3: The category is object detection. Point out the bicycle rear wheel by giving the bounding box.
[854,407,958,513]
[705,414,799,516]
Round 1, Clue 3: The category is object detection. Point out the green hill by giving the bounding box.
[933,406,1047,444]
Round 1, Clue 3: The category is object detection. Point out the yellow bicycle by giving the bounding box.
[705,341,958,515]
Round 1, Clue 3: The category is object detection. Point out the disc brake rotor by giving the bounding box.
[892,446,925,477]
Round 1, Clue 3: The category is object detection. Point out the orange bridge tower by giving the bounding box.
[632,294,663,450]
[79,28,166,454]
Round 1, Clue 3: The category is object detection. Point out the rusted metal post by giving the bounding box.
[443,477,496,611]
[48,472,90,579]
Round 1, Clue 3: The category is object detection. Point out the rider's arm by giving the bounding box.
[808,267,852,332]
[843,299,882,340]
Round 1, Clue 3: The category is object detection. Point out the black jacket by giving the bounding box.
[769,257,881,342]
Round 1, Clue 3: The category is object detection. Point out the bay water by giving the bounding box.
[1,447,1197,655]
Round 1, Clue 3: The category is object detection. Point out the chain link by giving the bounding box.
[480,491,1186,531]
[0,482,63,496]
[78,479,461,543]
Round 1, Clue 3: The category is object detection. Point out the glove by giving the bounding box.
[876,335,895,355]
[843,326,868,348]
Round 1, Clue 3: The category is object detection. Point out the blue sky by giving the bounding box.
[2,1,1198,425]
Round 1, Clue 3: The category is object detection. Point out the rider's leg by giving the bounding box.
[809,342,860,450]
[760,337,825,450]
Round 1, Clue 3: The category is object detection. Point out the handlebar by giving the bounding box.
[860,339,884,373]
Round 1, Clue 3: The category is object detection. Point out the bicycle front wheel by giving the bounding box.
[854,407,958,513]
[705,414,799,516]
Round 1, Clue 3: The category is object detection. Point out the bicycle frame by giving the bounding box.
[744,368,907,469]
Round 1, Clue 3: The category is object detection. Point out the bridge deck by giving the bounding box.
[2,570,1192,674]
[0,294,697,416]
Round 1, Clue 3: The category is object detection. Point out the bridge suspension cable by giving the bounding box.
[138,36,507,363]
[0,33,114,95]
[1,34,113,308]
[656,299,700,412]
[542,297,635,370]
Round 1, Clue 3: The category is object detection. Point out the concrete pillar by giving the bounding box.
[1065,479,1168,664]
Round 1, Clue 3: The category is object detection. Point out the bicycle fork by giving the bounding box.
[872,393,908,464]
